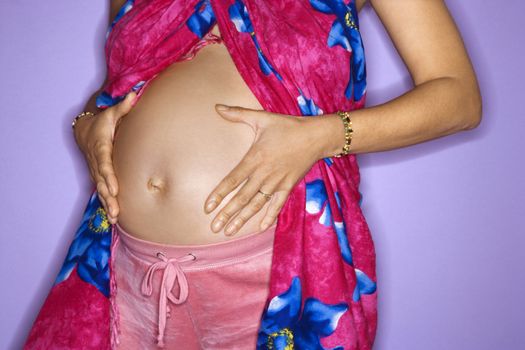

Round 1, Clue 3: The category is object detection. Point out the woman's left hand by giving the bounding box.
[204,103,331,236]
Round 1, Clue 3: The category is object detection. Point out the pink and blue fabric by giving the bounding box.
[25,0,377,349]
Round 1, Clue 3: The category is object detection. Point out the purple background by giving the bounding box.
[1,1,523,349]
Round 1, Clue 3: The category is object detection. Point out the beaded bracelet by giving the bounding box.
[71,111,96,130]
[334,110,353,158]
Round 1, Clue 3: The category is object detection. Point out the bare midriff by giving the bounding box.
[112,24,270,245]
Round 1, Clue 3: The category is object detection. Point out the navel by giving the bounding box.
[147,176,168,194]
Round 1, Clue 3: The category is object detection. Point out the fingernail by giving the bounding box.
[205,200,217,212]
[260,222,269,231]
[215,104,229,111]
[212,219,223,231]
[225,225,235,234]
[227,218,241,233]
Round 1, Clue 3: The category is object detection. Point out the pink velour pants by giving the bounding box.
[111,222,277,349]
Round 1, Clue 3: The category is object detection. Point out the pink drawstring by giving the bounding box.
[141,252,196,348]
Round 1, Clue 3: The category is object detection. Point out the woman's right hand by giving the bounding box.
[73,91,137,224]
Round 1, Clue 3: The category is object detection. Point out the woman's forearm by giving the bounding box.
[314,76,482,158]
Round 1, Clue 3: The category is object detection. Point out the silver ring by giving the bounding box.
[258,189,273,200]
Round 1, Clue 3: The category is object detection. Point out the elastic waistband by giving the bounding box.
[114,222,277,271]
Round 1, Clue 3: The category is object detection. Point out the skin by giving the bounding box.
[75,0,481,239]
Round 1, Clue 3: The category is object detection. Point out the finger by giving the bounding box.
[87,160,98,184]
[204,155,255,214]
[210,174,266,233]
[114,91,136,117]
[259,191,287,231]
[96,181,109,213]
[104,195,120,224]
[223,181,278,236]
[94,141,118,196]
[97,178,119,216]
[85,152,99,184]
[96,178,119,223]
[96,144,118,197]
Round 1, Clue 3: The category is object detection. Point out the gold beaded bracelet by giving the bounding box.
[71,111,96,130]
[333,110,353,158]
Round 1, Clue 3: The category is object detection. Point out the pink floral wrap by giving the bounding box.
[25,0,377,349]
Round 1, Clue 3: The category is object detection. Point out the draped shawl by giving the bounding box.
[25,0,377,349]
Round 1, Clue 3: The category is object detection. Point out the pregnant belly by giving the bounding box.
[112,38,271,245]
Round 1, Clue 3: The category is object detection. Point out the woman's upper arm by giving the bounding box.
[368,0,479,89]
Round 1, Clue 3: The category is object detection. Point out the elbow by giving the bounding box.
[458,79,483,131]
[463,92,483,130]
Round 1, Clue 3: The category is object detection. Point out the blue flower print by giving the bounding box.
[186,0,217,38]
[332,212,353,265]
[309,0,367,102]
[331,193,376,301]
[305,179,332,227]
[305,180,376,301]
[55,192,112,297]
[228,0,283,81]
[353,268,377,302]
[306,180,353,265]
[297,88,324,116]
[333,194,377,302]
[323,157,334,167]
[332,195,376,301]
[258,276,348,349]
[96,80,145,109]
[106,0,135,38]
[321,161,363,206]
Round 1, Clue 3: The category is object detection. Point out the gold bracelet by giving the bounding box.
[334,110,353,158]
[71,111,96,130]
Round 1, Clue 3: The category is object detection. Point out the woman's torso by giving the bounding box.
[112,0,366,245]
